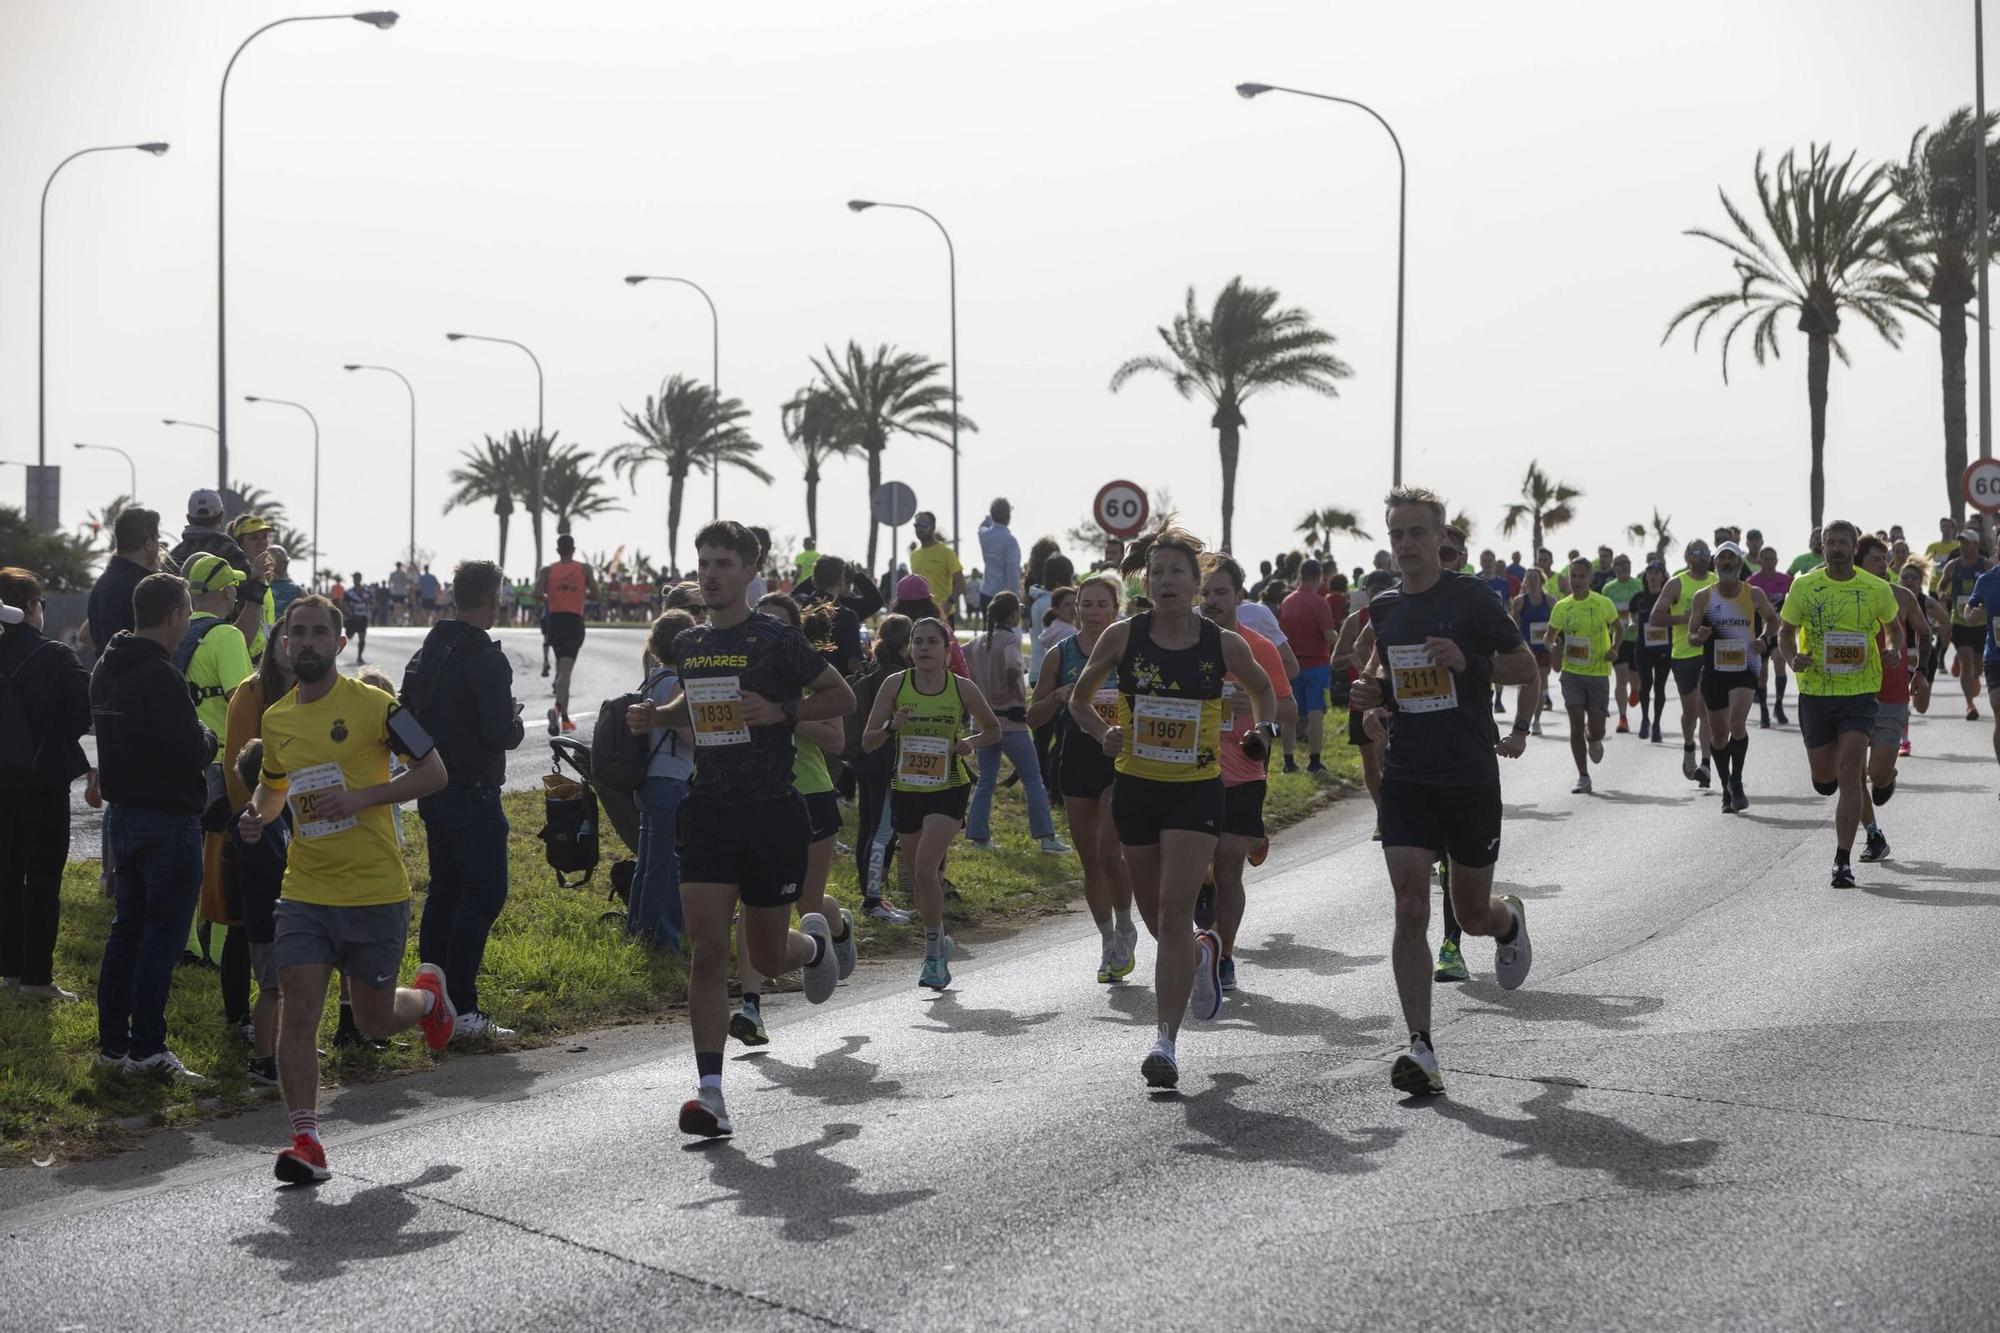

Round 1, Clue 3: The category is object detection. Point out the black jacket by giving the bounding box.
[399,619,523,788]
[793,576,882,677]
[0,625,92,790]
[86,554,152,654]
[89,630,215,817]
[169,524,245,573]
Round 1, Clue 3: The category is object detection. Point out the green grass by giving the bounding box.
[1,738,1361,1166]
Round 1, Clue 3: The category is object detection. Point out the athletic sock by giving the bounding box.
[924,927,943,960]
[805,935,826,969]
[1097,918,1115,943]
[741,991,760,1011]
[1495,905,1520,944]
[696,1049,723,1081]
[1113,905,1133,933]
[1865,821,1882,835]
[289,1108,320,1143]
[1411,1029,1433,1051]
[1731,735,1748,776]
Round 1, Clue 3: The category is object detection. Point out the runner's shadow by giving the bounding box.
[682,1122,935,1242]
[1909,751,1990,764]
[743,1035,908,1107]
[1090,982,1157,1029]
[1861,881,2000,908]
[1588,790,1695,807]
[1454,984,1664,1033]
[1234,932,1385,979]
[1211,990,1396,1050]
[231,1165,463,1283]
[1492,881,1563,901]
[1740,794,1823,806]
[1734,814,1825,831]
[910,991,1059,1039]
[1886,781,1964,793]
[1885,860,2000,887]
[1501,804,1572,823]
[1175,1072,1400,1176]
[1429,1081,1721,1192]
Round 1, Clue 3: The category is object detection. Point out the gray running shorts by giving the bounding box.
[1559,672,1611,717]
[1869,700,1910,750]
[273,898,411,988]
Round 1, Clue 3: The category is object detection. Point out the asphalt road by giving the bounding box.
[13,680,2000,1331]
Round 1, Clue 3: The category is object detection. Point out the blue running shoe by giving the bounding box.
[919,937,955,990]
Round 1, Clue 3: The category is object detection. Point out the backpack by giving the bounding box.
[539,776,599,889]
[172,616,240,704]
[0,641,54,782]
[590,667,674,796]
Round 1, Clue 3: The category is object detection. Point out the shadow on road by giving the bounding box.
[910,991,1059,1039]
[1234,932,1385,979]
[1174,1072,1400,1176]
[1881,860,1999,887]
[1211,990,1395,1050]
[1588,790,1694,807]
[1429,1081,1720,1192]
[741,1035,908,1107]
[1455,983,1664,1033]
[682,1123,935,1242]
[231,1164,464,1283]
[1861,879,2000,909]
[1502,804,1573,823]
[1735,814,1826,831]
[1493,881,1564,901]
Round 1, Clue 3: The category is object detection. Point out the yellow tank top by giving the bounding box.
[1670,569,1717,659]
[1113,613,1225,783]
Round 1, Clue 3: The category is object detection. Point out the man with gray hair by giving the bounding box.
[978,497,1021,608]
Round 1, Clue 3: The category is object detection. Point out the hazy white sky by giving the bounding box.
[2,0,1992,581]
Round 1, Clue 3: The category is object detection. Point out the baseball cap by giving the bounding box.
[1960,528,1983,542]
[228,513,274,540]
[0,603,22,626]
[184,553,246,593]
[895,574,933,602]
[1715,541,1747,560]
[188,488,226,521]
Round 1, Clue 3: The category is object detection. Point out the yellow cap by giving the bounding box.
[184,553,246,593]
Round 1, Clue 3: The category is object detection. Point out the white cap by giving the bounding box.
[1715,541,1747,560]
[0,603,22,626]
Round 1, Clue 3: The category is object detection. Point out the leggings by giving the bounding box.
[219,923,251,1026]
[1636,649,1671,727]
[853,767,894,900]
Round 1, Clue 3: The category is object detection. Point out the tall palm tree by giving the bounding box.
[783,383,861,545]
[1111,277,1351,552]
[604,375,768,572]
[808,342,972,572]
[1665,144,1925,528]
[443,435,518,567]
[1625,507,1675,560]
[229,480,309,558]
[542,445,624,536]
[1296,506,1371,551]
[1891,108,2000,525]
[1500,462,1582,558]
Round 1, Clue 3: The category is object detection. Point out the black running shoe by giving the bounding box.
[1859,830,1889,863]
[1831,861,1856,888]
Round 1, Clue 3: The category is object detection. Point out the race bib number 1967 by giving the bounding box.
[1132,695,1201,765]
[1387,643,1457,714]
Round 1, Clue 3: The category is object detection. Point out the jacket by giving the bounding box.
[399,619,523,788]
[85,554,153,655]
[169,524,246,574]
[0,625,92,790]
[89,630,215,817]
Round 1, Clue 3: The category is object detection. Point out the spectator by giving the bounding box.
[400,560,525,1038]
[625,610,696,950]
[908,511,964,619]
[181,553,258,980]
[418,565,441,626]
[1279,558,1337,774]
[0,567,94,1000]
[226,513,280,657]
[1324,572,1352,627]
[795,536,820,584]
[90,572,216,1082]
[979,498,1022,610]
[746,526,773,605]
[169,489,245,571]
[1026,553,1075,690]
[87,504,165,652]
[962,592,1066,854]
[794,555,870,677]
[223,736,288,1085]
[267,546,303,620]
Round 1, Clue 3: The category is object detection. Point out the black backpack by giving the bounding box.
[591,667,674,796]
[0,641,54,782]
[540,781,599,889]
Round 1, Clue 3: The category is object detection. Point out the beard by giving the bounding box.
[291,651,331,683]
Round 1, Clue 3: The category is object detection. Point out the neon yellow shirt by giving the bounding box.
[1547,592,1620,678]
[1779,567,1900,698]
[1669,569,1717,660]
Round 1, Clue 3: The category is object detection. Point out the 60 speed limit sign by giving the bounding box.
[1964,458,2000,514]
[1094,479,1150,539]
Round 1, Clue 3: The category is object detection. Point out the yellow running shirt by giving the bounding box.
[1669,569,1717,660]
[1114,613,1225,782]
[1547,591,1620,679]
[1779,567,1900,698]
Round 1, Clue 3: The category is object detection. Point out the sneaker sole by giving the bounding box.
[800,914,839,1004]
[413,964,456,1050]
[1390,1055,1444,1097]
[1495,895,1532,991]
[728,1014,769,1046]
[274,1152,330,1185]
[1141,1053,1179,1089]
[678,1102,733,1138]
[1190,933,1222,1021]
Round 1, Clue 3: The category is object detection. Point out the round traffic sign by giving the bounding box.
[1963,458,2000,515]
[1093,479,1150,540]
[871,480,918,527]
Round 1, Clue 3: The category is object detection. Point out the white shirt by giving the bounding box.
[1236,600,1282,647]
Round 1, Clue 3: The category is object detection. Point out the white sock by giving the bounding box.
[1114,906,1133,932]
[1152,1027,1175,1056]
[1098,918,1115,943]
[699,1073,722,1092]
[924,927,942,960]
[418,990,436,1016]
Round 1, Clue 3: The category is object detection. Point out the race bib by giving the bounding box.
[1821,630,1867,675]
[1387,643,1457,714]
[1220,682,1240,733]
[1644,624,1670,648]
[896,734,951,788]
[1563,636,1592,666]
[1092,688,1122,730]
[1132,695,1201,765]
[1712,640,1749,673]
[686,676,751,746]
[287,762,357,841]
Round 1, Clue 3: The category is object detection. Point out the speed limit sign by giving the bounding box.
[1094,479,1150,539]
[1964,458,2000,514]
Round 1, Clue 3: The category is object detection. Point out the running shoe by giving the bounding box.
[1371,822,1383,842]
[1860,829,1889,863]
[1218,957,1237,993]
[800,913,839,1003]
[1695,764,1712,791]
[1141,1039,1179,1090]
[1098,939,1118,985]
[1529,721,1543,737]
[274,1134,331,1185]
[1615,718,1629,735]
[1969,705,1982,722]
[1571,774,1592,795]
[729,1000,768,1046]
[94,1052,132,1074]
[1283,757,1299,774]
[247,1055,278,1086]
[919,938,955,990]
[1113,921,1139,980]
[1731,782,1749,812]
[832,907,857,980]
[452,1011,516,1042]
[1493,896,1532,990]
[1588,737,1604,765]
[1898,738,1912,757]
[546,707,560,736]
[1627,683,1639,707]
[1493,697,1506,713]
[1831,861,1856,888]
[1194,881,1217,930]
[863,899,911,924]
[1433,939,1468,982]
[1307,758,1327,775]
[560,717,577,734]
[1649,727,1663,745]
[130,1050,205,1085]
[1720,788,1736,815]
[412,963,456,1050]
[680,1086,733,1138]
[1637,719,1650,739]
[1038,836,1071,855]
[1190,930,1223,1020]
[1249,838,1270,867]
[1390,1037,1445,1097]
[1774,706,1789,726]
[1682,746,1699,780]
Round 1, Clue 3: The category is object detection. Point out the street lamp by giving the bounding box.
[73,442,137,500]
[1975,0,1993,541]
[446,331,545,568]
[1237,81,1408,487]
[343,363,417,570]
[40,142,168,468]
[217,10,398,489]
[242,395,321,577]
[847,198,962,551]
[623,275,721,521]
[163,418,219,435]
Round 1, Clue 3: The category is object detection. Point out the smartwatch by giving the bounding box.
[1511,718,1532,735]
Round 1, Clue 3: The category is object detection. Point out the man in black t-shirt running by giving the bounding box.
[1350,487,1540,1098]
[625,521,857,1139]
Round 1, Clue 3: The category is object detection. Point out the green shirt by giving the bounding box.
[1669,569,1718,659]
[1779,567,1900,698]
[1601,577,1644,641]
[795,550,820,583]
[1786,552,1823,576]
[186,613,254,763]
[1547,591,1621,678]
[890,669,970,793]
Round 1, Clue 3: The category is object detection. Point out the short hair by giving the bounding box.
[813,554,847,589]
[1363,569,1397,592]
[1124,515,1204,579]
[1383,486,1448,523]
[1298,558,1323,579]
[1200,553,1248,592]
[693,520,760,566]
[1855,534,1888,563]
[556,533,576,556]
[1823,518,1861,541]
[756,591,802,627]
[233,737,264,797]
[909,615,953,649]
[1569,555,1593,571]
[284,593,345,638]
[1076,572,1123,608]
[646,609,695,667]
[453,559,504,612]
[749,525,771,558]
[0,567,40,613]
[133,573,190,629]
[663,581,703,611]
[914,510,937,528]
[112,505,161,555]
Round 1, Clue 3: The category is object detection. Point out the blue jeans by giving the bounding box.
[967,729,1056,843]
[96,806,203,1059]
[628,774,687,950]
[417,786,510,1015]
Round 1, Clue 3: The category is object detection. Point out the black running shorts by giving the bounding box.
[1057,727,1116,800]
[1796,694,1879,751]
[677,790,808,909]
[1699,666,1757,712]
[1221,780,1267,840]
[1111,773,1223,846]
[1378,778,1503,868]
[1670,656,1704,697]
[890,783,972,836]
[802,789,842,842]
[545,611,586,659]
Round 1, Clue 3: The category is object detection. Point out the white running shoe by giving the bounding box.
[1116,920,1140,975]
[452,1011,516,1042]
[1141,1037,1179,1089]
[1038,836,1071,855]
[1588,737,1604,765]
[1390,1037,1445,1096]
[832,908,857,980]
[130,1050,205,1085]
[679,1086,733,1138]
[18,983,79,1002]
[1190,929,1223,1021]
[800,913,839,1003]
[1494,895,1532,991]
[1529,721,1543,737]
[1571,774,1592,795]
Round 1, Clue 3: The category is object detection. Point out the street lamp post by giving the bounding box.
[447,332,545,568]
[73,442,137,500]
[163,418,219,436]
[847,198,961,551]
[343,363,417,570]
[41,142,169,468]
[1237,82,1408,487]
[1976,0,1993,512]
[217,10,398,490]
[623,275,721,521]
[243,395,321,577]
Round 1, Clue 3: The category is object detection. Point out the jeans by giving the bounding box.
[967,729,1056,844]
[96,806,203,1059]
[0,785,70,986]
[417,786,510,1015]
[628,774,687,949]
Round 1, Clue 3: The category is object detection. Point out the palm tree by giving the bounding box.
[542,445,624,536]
[604,375,768,572]
[1500,462,1582,558]
[229,481,309,558]
[808,342,971,572]
[1111,277,1351,552]
[1296,506,1371,551]
[783,383,861,544]
[1665,144,1925,528]
[443,435,518,567]
[1891,109,2000,525]
[1625,507,1675,560]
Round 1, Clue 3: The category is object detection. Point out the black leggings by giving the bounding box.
[220,923,251,1025]
[853,767,893,901]
[1636,649,1671,727]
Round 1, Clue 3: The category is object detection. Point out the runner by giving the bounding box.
[1348,487,1536,1097]
[343,572,371,665]
[1068,520,1276,1090]
[1682,542,1779,813]
[1938,528,1993,721]
[387,562,410,627]
[1897,558,1949,741]
[1600,554,1643,734]
[1777,519,1904,888]
[1648,539,1718,788]
[1509,568,1555,736]
[1748,546,1795,728]
[861,617,1002,989]
[627,521,856,1139]
[1028,572,1137,984]
[1278,559,1337,774]
[1545,555,1622,795]
[235,595,455,1184]
[1855,536,1931,860]
[1787,528,1824,576]
[1971,553,2000,795]
[1331,570,1397,839]
[1628,562,1673,742]
[535,534,595,735]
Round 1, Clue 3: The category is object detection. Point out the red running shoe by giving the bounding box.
[1898,738,1912,757]
[1627,684,1639,706]
[275,1134,331,1185]
[1616,718,1630,734]
[411,963,456,1051]
[560,716,578,733]
[1248,838,1270,867]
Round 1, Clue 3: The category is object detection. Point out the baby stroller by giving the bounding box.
[545,735,641,924]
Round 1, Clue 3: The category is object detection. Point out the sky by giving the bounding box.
[2,0,1994,584]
